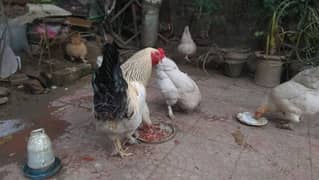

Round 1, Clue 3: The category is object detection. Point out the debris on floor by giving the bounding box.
[0,87,9,97]
[231,129,245,147]
[52,63,92,86]
[22,73,54,94]
[0,97,9,105]
[9,73,29,86]
[0,119,26,138]
[23,79,46,95]
[0,87,10,105]
[231,128,253,150]
[81,156,95,162]
[0,135,13,145]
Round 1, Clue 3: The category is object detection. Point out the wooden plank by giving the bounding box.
[124,31,141,44]
[65,17,92,28]
[110,0,135,23]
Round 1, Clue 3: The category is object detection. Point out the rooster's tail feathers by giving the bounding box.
[92,42,129,120]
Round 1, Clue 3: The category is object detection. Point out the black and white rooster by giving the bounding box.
[92,43,146,157]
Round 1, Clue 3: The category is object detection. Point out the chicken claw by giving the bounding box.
[168,106,175,120]
[277,123,293,131]
[113,138,133,158]
[118,149,133,158]
[277,119,293,130]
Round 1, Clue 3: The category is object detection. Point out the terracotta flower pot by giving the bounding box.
[254,51,284,87]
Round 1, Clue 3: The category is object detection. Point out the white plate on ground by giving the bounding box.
[236,112,268,127]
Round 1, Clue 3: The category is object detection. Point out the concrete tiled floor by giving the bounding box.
[0,65,317,180]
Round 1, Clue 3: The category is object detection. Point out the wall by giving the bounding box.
[160,0,264,49]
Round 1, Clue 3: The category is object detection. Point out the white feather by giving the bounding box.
[262,67,319,123]
[95,81,146,139]
[177,26,197,57]
[156,57,201,111]
[96,56,103,68]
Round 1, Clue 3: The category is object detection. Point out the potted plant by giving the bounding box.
[254,4,286,87]
[282,0,319,77]
[254,0,319,87]
[222,48,251,78]
[196,46,250,77]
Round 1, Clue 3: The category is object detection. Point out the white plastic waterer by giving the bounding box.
[27,128,55,169]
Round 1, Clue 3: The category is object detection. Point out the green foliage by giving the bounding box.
[262,0,280,12]
[254,31,265,37]
[258,0,319,66]
[192,0,222,16]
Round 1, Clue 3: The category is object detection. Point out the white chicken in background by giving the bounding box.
[155,49,201,119]
[255,67,319,128]
[177,26,197,61]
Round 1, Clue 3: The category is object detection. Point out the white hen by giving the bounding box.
[255,67,319,126]
[177,26,197,61]
[156,56,201,119]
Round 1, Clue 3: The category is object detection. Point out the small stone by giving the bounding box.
[65,88,68,91]
[93,163,104,173]
[52,64,92,86]
[0,97,8,105]
[23,79,45,94]
[51,85,57,89]
[0,87,9,97]
[43,88,50,94]
[9,153,16,157]
[17,85,24,89]
[174,140,180,145]
[40,71,53,87]
[9,73,29,86]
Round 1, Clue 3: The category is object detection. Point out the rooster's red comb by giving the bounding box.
[157,48,165,59]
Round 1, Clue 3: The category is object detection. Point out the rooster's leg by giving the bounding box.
[142,104,152,126]
[168,105,175,120]
[111,140,118,156]
[115,138,133,158]
[125,134,139,145]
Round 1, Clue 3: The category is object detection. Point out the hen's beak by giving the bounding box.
[255,106,268,119]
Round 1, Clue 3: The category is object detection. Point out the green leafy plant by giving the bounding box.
[258,0,319,67]
[192,0,222,18]
[276,0,319,66]
[287,0,319,66]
